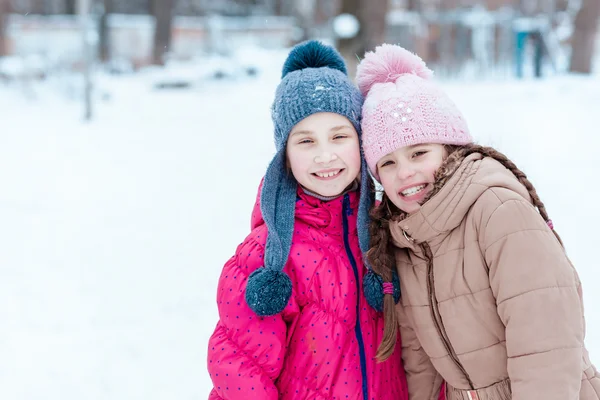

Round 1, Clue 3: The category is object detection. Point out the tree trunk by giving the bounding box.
[406,0,420,11]
[569,0,600,74]
[274,0,283,16]
[360,0,388,52]
[99,0,113,62]
[0,0,9,56]
[337,0,361,78]
[337,0,389,79]
[151,0,175,66]
[65,0,77,14]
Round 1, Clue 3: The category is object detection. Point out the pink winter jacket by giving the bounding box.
[207,185,407,400]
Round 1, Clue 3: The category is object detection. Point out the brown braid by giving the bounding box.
[460,144,564,246]
[366,194,401,361]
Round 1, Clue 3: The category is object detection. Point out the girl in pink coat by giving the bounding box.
[206,41,408,400]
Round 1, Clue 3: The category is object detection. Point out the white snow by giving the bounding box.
[1,51,599,399]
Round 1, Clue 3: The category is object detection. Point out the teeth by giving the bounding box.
[315,170,341,178]
[401,184,426,196]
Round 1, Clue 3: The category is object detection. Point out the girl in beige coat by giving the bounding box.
[356,44,600,400]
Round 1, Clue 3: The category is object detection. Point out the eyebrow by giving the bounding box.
[406,143,430,149]
[330,125,353,132]
[290,125,353,137]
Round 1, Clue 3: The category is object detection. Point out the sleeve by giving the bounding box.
[207,234,298,399]
[482,196,584,400]
[396,302,444,400]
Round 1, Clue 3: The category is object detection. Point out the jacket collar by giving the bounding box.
[250,178,360,237]
[295,185,359,236]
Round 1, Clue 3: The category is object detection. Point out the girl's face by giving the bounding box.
[286,112,361,198]
[376,143,448,214]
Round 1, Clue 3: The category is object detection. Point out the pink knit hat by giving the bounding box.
[356,44,473,179]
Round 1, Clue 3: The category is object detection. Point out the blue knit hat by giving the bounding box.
[244,40,399,316]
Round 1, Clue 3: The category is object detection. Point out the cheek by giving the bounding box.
[425,161,444,180]
[378,172,395,194]
[286,151,311,175]
[339,142,361,170]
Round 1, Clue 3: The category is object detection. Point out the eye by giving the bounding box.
[412,150,427,158]
[379,160,394,168]
[298,138,313,144]
[333,134,348,140]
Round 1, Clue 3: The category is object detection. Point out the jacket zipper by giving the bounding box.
[343,194,369,400]
[421,241,475,390]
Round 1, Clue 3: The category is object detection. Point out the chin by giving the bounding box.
[316,188,343,197]
[402,202,422,214]
[390,198,419,214]
[311,183,347,198]
[405,205,421,214]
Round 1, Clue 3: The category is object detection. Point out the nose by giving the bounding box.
[314,149,338,164]
[396,163,416,181]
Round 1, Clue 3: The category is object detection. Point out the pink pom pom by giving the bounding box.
[356,44,433,97]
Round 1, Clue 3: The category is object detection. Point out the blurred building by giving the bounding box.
[2,0,586,75]
[3,0,298,67]
[9,0,288,16]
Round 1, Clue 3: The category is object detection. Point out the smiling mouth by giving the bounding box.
[312,169,343,179]
[400,184,427,198]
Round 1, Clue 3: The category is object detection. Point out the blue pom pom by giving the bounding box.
[363,270,401,312]
[245,268,292,316]
[282,40,347,78]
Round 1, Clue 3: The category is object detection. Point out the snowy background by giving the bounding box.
[1,50,599,399]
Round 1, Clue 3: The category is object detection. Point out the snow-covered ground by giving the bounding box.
[1,53,599,399]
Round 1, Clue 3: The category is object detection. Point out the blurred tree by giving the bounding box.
[274,0,283,15]
[0,0,8,56]
[98,0,112,62]
[111,0,148,14]
[338,0,389,78]
[150,0,175,65]
[173,0,205,16]
[238,0,260,16]
[406,0,421,10]
[273,0,295,16]
[569,0,600,73]
[66,0,77,14]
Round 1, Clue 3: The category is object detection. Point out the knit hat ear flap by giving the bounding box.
[357,157,401,312]
[356,157,373,255]
[245,150,296,316]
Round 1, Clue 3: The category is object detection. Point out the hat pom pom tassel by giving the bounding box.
[245,268,293,316]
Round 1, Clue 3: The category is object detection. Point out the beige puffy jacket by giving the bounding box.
[390,153,600,400]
